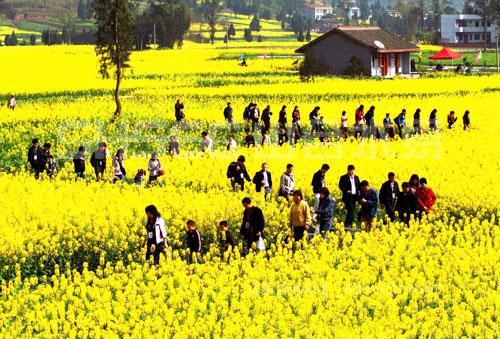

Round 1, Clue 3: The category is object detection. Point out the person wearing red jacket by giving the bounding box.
[416,178,437,217]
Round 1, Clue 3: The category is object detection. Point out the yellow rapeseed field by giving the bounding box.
[0,43,498,337]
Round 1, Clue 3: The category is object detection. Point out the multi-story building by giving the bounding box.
[302,3,334,21]
[441,14,499,45]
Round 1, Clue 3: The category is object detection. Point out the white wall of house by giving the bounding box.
[303,6,333,21]
[441,14,499,44]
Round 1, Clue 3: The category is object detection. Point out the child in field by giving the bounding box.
[134,169,146,186]
[219,220,235,252]
[73,146,86,179]
[46,155,56,179]
[186,220,202,263]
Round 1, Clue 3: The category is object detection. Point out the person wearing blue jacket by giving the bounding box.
[359,180,378,232]
[315,187,335,238]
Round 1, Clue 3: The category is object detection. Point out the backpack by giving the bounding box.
[226,162,237,179]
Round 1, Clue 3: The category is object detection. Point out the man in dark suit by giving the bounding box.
[379,172,400,222]
[252,163,272,201]
[338,164,361,227]
[240,197,265,252]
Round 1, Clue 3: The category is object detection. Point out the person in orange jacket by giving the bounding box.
[416,178,437,217]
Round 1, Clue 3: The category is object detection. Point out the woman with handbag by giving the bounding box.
[142,205,167,266]
[148,152,163,184]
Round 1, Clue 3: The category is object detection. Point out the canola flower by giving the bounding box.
[0,44,498,337]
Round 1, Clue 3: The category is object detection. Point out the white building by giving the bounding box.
[347,6,360,19]
[303,3,334,21]
[441,14,499,45]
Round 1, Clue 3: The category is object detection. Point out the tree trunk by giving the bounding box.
[112,66,122,123]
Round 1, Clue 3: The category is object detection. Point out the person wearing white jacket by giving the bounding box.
[142,205,168,266]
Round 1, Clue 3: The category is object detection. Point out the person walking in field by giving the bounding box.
[251,103,260,132]
[260,128,271,147]
[148,152,163,184]
[279,163,295,200]
[278,127,289,146]
[359,180,379,231]
[243,103,253,126]
[340,111,348,139]
[315,187,335,238]
[463,110,471,130]
[395,109,406,139]
[186,220,202,262]
[39,143,52,176]
[416,178,437,217]
[253,163,272,201]
[112,149,126,183]
[244,128,256,147]
[174,99,185,123]
[429,109,438,131]
[311,164,330,210]
[364,106,375,137]
[396,182,418,225]
[224,102,234,127]
[169,135,180,155]
[278,105,287,129]
[73,146,86,179]
[90,142,107,181]
[379,172,400,222]
[383,113,394,138]
[289,190,312,242]
[338,165,360,228]
[354,104,365,139]
[219,221,235,253]
[227,155,251,191]
[27,138,43,179]
[7,94,16,110]
[413,108,421,134]
[240,197,265,251]
[309,106,320,136]
[447,111,458,129]
[142,205,167,266]
[261,104,272,132]
[201,131,212,152]
[291,106,302,143]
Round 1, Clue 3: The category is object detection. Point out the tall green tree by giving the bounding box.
[203,0,220,44]
[94,0,135,123]
[250,14,261,31]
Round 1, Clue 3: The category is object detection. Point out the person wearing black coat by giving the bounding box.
[278,127,289,146]
[223,102,233,126]
[379,172,400,222]
[227,155,251,191]
[311,164,330,210]
[252,163,272,201]
[27,139,43,179]
[278,105,287,128]
[338,165,360,227]
[261,105,272,132]
[240,197,265,251]
[396,182,418,225]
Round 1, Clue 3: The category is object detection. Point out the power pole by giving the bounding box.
[496,34,499,72]
[153,23,156,50]
[226,16,230,48]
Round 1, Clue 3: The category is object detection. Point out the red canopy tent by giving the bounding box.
[429,47,463,65]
